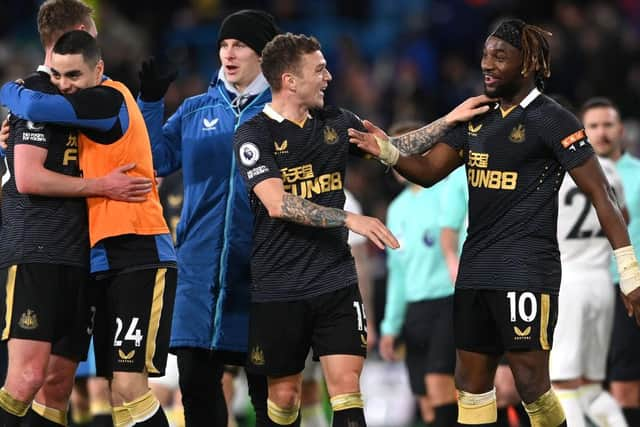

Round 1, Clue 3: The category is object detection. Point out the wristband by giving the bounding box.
[374,136,400,167]
[614,245,640,295]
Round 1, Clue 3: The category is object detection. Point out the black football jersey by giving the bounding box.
[441,89,594,294]
[234,104,365,302]
[0,70,89,268]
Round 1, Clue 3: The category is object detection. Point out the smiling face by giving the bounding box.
[291,50,332,109]
[219,38,262,93]
[50,52,103,94]
[481,36,526,99]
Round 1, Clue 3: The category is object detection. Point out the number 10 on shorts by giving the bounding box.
[353,301,367,332]
[507,291,537,323]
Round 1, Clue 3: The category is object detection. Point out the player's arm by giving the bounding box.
[379,235,407,361]
[138,99,183,176]
[253,178,399,250]
[137,58,181,176]
[348,95,493,160]
[14,144,151,200]
[0,81,122,132]
[570,156,640,323]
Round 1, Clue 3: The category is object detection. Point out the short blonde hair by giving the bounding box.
[37,0,94,48]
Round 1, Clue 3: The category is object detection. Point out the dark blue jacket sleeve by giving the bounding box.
[138,97,183,176]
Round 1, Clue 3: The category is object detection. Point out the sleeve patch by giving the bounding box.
[239,142,260,166]
[561,129,586,148]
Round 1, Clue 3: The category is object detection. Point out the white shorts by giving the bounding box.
[550,270,615,381]
[148,353,179,390]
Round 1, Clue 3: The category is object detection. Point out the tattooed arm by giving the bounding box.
[281,193,347,227]
[390,116,451,155]
[253,178,399,249]
[348,95,495,163]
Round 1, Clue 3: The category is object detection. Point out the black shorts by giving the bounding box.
[454,288,558,354]
[0,263,92,361]
[246,284,367,377]
[607,286,640,381]
[403,296,455,396]
[93,267,176,378]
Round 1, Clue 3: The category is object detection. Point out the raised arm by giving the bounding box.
[138,98,183,176]
[569,156,640,323]
[0,81,122,132]
[138,57,181,176]
[253,178,399,250]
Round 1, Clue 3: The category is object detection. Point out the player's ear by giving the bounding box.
[283,72,295,91]
[95,59,105,82]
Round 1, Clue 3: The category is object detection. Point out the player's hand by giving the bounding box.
[99,163,153,202]
[622,288,640,326]
[379,335,396,361]
[444,95,496,125]
[345,212,399,250]
[0,118,9,151]
[138,56,178,102]
[349,120,399,165]
[614,245,640,325]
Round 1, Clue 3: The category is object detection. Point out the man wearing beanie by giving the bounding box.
[349,18,640,427]
[138,9,279,427]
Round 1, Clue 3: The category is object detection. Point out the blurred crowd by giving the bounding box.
[2,0,640,368]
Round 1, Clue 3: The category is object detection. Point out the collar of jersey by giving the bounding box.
[37,64,51,75]
[497,87,541,117]
[263,103,312,125]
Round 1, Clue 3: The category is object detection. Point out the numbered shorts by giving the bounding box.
[608,284,640,381]
[246,284,367,377]
[93,267,177,378]
[402,296,455,396]
[0,264,92,361]
[454,288,558,354]
[550,271,614,382]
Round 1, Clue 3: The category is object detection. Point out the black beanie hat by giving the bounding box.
[218,10,279,56]
[490,19,526,50]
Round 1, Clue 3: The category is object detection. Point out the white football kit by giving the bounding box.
[550,156,625,381]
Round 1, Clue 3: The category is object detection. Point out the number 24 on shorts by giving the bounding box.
[113,317,144,347]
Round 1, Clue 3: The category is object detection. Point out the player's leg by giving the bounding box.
[105,267,177,426]
[246,298,311,426]
[498,289,565,427]
[246,371,269,427]
[313,285,368,427]
[577,279,626,427]
[29,265,94,426]
[174,347,226,426]
[550,276,589,426]
[423,296,457,427]
[0,264,69,425]
[494,363,529,427]
[27,355,78,426]
[453,289,502,426]
[88,377,112,427]
[608,285,640,426]
[150,353,184,426]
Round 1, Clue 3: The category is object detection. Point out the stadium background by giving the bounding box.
[1,1,640,425]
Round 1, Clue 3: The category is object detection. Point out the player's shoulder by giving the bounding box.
[620,153,640,169]
[22,71,58,94]
[530,94,579,122]
[235,112,270,141]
